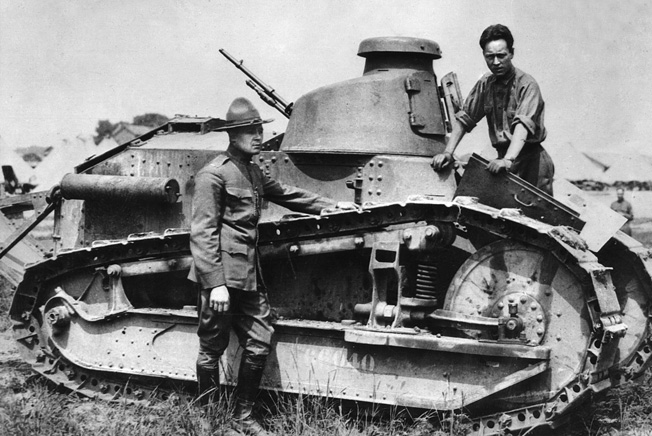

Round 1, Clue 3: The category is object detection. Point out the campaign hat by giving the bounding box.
[221,97,273,130]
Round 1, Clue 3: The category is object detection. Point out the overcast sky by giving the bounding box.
[1,0,651,159]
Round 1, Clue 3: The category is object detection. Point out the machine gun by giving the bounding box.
[219,49,293,118]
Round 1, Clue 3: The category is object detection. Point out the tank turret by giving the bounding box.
[283,36,447,156]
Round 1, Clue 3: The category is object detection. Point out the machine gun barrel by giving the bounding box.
[219,49,292,118]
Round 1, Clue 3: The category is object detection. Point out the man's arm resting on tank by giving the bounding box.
[486,123,528,174]
[208,285,230,312]
[432,118,467,171]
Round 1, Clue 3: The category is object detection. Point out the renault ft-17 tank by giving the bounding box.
[2,37,652,435]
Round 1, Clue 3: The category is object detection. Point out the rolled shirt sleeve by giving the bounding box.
[455,76,488,133]
[511,79,545,137]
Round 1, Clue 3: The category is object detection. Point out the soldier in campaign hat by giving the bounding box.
[189,97,355,435]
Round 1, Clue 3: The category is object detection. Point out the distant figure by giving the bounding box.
[610,188,634,236]
[431,24,555,195]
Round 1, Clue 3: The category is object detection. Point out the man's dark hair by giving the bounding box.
[479,24,514,53]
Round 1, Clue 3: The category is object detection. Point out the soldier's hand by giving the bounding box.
[487,158,512,174]
[336,201,361,211]
[209,285,230,312]
[431,152,453,171]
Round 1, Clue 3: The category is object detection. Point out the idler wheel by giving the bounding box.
[443,239,592,402]
[45,304,73,335]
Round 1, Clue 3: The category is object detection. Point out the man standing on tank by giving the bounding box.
[432,24,555,195]
[189,97,354,436]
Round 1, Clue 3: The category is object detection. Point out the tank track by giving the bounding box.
[9,199,652,435]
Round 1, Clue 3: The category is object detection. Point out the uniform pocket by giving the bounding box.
[225,187,253,200]
[224,186,256,223]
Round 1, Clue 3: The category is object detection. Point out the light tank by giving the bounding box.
[2,37,652,435]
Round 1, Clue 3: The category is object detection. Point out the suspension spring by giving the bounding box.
[415,263,438,300]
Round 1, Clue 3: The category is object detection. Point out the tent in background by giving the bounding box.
[31,135,118,191]
[546,143,609,182]
[0,134,36,187]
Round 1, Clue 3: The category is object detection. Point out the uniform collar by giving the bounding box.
[226,145,254,165]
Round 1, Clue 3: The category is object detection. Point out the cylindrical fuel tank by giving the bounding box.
[61,174,180,204]
[282,36,448,156]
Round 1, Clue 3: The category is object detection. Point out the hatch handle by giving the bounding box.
[513,193,534,208]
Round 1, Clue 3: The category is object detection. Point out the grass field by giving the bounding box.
[1,268,651,435]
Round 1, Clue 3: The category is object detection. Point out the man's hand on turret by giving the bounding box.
[431,152,454,171]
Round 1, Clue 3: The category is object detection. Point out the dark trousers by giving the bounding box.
[497,143,555,196]
[196,287,274,372]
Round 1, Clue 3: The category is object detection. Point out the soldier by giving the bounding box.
[189,97,355,435]
[432,24,555,195]
[610,188,634,236]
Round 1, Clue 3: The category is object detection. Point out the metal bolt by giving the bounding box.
[100,384,109,394]
[520,296,527,304]
[545,289,552,296]
[536,314,543,322]
[537,329,544,336]
[134,389,145,400]
[354,237,364,248]
[289,245,300,254]
[377,175,383,181]
[497,302,504,309]
[531,303,538,311]
[66,369,76,380]
[557,335,562,341]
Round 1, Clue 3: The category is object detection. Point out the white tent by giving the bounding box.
[546,143,608,182]
[0,134,36,186]
[31,135,118,191]
[600,155,652,183]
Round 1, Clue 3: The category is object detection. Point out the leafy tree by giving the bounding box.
[94,119,116,145]
[132,113,169,128]
[92,113,169,145]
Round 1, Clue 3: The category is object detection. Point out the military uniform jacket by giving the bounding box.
[189,151,335,291]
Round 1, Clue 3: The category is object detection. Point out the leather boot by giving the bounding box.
[231,354,273,436]
[196,364,221,407]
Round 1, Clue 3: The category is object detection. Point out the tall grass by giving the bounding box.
[0,274,651,435]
